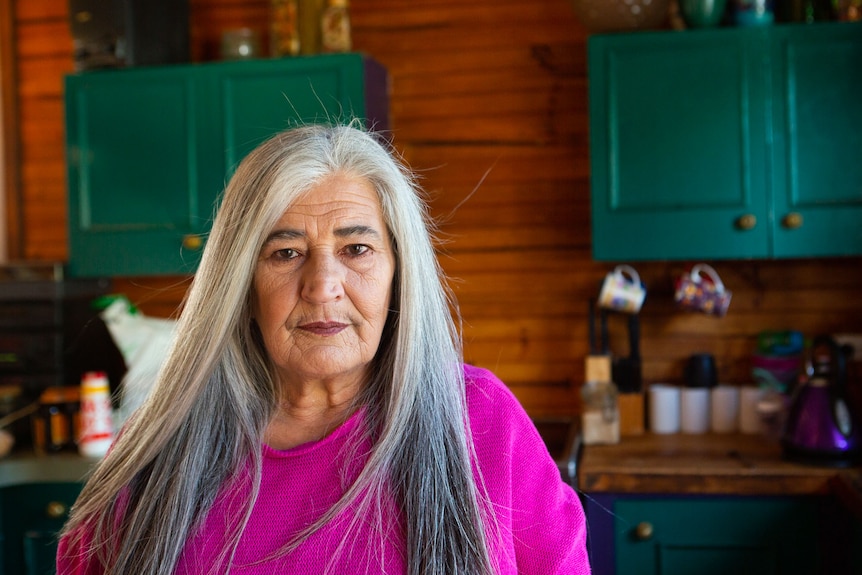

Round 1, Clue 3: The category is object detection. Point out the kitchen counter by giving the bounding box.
[0,452,98,488]
[578,432,862,498]
[579,433,862,574]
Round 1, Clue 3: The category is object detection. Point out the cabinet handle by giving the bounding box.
[782,212,803,229]
[634,521,654,541]
[182,234,204,251]
[45,501,68,519]
[735,214,757,231]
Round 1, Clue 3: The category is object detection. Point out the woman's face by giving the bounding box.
[252,173,396,390]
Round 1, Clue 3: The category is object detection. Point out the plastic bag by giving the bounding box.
[99,296,177,427]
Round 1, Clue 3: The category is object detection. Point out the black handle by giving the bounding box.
[600,309,609,355]
[811,335,847,392]
[628,314,641,360]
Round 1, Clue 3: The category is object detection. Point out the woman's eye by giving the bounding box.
[272,248,300,260]
[345,244,370,257]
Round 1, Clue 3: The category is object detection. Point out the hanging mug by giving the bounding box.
[674,264,732,317]
[598,265,646,314]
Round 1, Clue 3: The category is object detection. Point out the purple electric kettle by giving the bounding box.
[782,335,860,466]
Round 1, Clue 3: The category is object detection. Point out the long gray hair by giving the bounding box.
[62,123,496,575]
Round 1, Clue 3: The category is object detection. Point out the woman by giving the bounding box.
[58,124,590,574]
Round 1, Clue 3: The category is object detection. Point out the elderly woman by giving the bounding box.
[58,124,590,574]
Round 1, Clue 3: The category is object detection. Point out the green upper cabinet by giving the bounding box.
[769,24,862,258]
[588,23,862,262]
[65,53,389,277]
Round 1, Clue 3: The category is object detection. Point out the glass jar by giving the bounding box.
[271,0,301,56]
[31,386,80,454]
[220,28,262,60]
[581,380,620,445]
[320,0,352,53]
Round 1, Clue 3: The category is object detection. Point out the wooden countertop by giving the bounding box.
[578,432,862,497]
[0,452,98,488]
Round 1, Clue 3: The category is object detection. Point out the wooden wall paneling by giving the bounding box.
[14,1,71,261]
[19,98,65,147]
[1,0,22,258]
[16,55,71,98]
[16,19,71,58]
[7,0,862,417]
[14,0,67,21]
[111,276,193,319]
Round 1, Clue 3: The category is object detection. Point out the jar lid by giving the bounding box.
[39,386,81,404]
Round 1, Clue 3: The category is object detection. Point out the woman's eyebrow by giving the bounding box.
[263,225,382,245]
[334,225,382,239]
[263,228,304,244]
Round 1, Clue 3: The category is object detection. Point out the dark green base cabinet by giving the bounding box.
[0,482,82,575]
[65,53,389,277]
[584,494,855,575]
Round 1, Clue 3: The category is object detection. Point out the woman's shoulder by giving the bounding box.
[462,363,536,445]
[463,364,522,411]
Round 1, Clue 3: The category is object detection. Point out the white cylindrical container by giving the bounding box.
[739,386,763,434]
[78,371,115,458]
[710,385,740,433]
[681,387,710,434]
[649,384,681,434]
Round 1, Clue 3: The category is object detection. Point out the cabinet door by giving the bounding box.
[0,482,82,575]
[66,55,387,277]
[209,53,374,181]
[615,497,819,575]
[196,54,384,265]
[589,29,771,262]
[769,24,862,258]
[65,68,207,277]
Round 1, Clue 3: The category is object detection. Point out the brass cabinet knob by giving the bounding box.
[45,501,68,519]
[182,234,204,251]
[634,521,654,541]
[735,214,757,230]
[782,212,803,229]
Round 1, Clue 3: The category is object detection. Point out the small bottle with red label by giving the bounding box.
[78,371,115,458]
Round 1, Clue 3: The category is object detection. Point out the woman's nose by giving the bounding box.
[300,254,344,303]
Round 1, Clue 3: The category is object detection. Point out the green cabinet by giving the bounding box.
[65,53,389,277]
[615,497,819,574]
[768,24,862,258]
[585,494,828,575]
[588,23,862,261]
[0,482,82,575]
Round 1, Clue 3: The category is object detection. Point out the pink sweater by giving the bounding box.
[59,365,590,574]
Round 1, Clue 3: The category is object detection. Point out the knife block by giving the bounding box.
[585,355,643,437]
[618,392,645,436]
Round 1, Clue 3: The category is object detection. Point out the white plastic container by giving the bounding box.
[710,385,740,433]
[681,387,710,434]
[649,384,681,434]
[78,371,115,458]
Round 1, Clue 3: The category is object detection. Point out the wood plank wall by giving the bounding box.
[9,0,862,416]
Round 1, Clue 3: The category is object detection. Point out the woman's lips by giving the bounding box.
[298,321,348,336]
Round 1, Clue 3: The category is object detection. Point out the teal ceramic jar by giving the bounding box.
[680,0,728,27]
[732,0,775,25]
